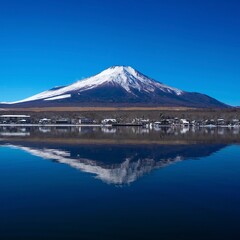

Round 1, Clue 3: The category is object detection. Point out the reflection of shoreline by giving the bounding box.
[1,137,240,146]
[2,142,227,185]
[0,138,199,145]
[0,126,240,145]
[0,132,30,136]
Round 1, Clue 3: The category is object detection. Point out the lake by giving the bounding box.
[0,126,240,240]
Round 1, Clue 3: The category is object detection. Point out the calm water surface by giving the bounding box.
[0,126,240,240]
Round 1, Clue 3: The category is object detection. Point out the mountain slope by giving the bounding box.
[0,66,229,108]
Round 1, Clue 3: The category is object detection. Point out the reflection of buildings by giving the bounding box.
[0,127,30,136]
[2,141,227,185]
[38,127,51,133]
[180,126,190,134]
[233,127,240,135]
[101,127,117,134]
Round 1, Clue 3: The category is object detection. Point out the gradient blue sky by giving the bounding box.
[0,0,239,105]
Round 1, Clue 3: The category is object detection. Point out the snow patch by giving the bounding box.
[44,94,71,101]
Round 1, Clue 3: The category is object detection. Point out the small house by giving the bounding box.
[79,117,94,124]
[39,118,51,124]
[217,119,225,126]
[101,119,117,125]
[232,119,239,126]
[56,118,70,124]
[180,119,189,126]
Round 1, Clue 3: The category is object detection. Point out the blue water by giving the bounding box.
[0,142,240,240]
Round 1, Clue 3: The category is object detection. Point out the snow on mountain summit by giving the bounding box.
[75,65,183,95]
[11,66,183,104]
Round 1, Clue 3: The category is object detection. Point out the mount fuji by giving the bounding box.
[0,66,229,108]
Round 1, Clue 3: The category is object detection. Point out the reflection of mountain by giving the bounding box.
[2,141,227,185]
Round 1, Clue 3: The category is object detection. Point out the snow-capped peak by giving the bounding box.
[9,66,184,104]
[97,65,142,78]
[69,65,183,96]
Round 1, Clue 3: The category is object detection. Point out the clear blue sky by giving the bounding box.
[0,0,239,105]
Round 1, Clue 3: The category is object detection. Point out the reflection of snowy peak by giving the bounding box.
[6,144,182,185]
[5,143,225,185]
[1,66,228,108]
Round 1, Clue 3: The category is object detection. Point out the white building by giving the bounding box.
[39,118,51,124]
[0,115,31,124]
[180,119,189,126]
[101,119,117,125]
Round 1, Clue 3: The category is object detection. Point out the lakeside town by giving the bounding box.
[0,113,239,128]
